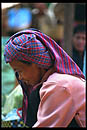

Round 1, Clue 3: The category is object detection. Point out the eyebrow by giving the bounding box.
[13,68,21,72]
[19,60,32,65]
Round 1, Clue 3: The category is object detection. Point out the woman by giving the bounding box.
[72,24,86,72]
[4,28,86,127]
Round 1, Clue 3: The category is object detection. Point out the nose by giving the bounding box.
[18,72,23,80]
[78,39,82,44]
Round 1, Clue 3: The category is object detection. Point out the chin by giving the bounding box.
[23,81,31,87]
[24,80,39,87]
[76,48,84,52]
[78,49,84,52]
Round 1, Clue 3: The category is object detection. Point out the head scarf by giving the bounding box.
[4,31,52,69]
[4,28,85,79]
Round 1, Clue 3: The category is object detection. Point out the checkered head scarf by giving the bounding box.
[4,28,85,79]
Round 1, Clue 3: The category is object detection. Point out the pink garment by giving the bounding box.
[33,73,86,127]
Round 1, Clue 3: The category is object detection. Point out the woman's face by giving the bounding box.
[72,32,86,52]
[9,60,46,87]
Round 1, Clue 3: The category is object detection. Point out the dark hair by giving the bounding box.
[73,24,86,35]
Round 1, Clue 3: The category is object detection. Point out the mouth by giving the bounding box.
[23,80,33,87]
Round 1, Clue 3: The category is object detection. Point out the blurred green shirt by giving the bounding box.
[2,37,15,106]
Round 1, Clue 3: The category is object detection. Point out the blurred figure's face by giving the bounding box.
[72,32,86,52]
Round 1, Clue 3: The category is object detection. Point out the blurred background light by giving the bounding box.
[1,3,20,9]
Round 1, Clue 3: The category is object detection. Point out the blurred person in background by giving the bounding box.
[72,24,86,75]
[4,28,86,127]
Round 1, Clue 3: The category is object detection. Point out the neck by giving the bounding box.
[79,51,84,57]
[73,47,84,57]
[33,67,56,90]
[41,67,56,82]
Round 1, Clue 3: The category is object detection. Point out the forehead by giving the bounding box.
[9,60,28,70]
[74,32,86,36]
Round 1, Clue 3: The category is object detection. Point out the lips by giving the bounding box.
[23,80,33,88]
[24,80,29,85]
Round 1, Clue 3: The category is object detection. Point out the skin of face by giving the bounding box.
[72,32,86,52]
[9,60,47,87]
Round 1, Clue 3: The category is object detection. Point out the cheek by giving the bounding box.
[23,71,32,80]
[22,68,40,81]
[82,40,86,46]
[21,64,42,86]
[30,69,41,80]
[73,38,77,44]
[73,39,78,48]
[28,68,41,84]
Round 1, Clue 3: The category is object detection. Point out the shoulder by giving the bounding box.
[40,73,71,99]
[44,72,85,88]
[40,73,85,99]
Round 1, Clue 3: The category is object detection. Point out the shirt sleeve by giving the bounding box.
[33,82,76,127]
